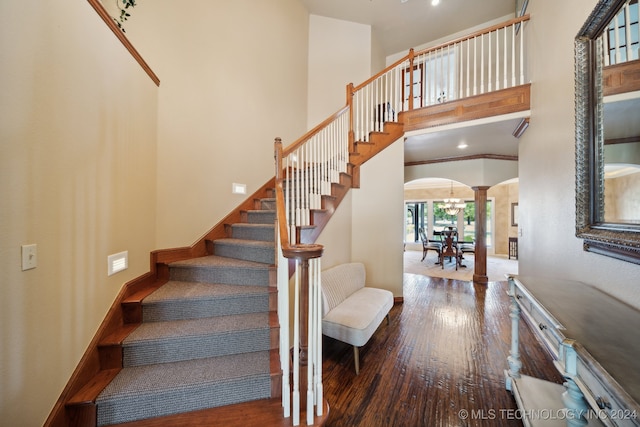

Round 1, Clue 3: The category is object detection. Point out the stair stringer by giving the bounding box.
[349,121,404,188]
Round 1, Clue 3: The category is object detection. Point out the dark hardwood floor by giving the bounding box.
[321,274,564,427]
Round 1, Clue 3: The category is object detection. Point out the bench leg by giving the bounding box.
[386,313,390,325]
[353,346,360,375]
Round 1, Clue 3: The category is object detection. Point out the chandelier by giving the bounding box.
[440,181,465,216]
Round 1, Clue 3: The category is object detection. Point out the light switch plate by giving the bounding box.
[22,244,37,271]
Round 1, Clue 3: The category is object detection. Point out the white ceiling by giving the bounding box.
[299,0,525,166]
[403,115,526,164]
[299,0,516,57]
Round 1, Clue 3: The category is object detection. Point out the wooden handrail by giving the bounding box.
[87,0,160,86]
[352,49,415,92]
[282,106,350,158]
[414,14,530,58]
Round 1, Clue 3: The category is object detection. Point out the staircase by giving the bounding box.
[62,193,286,426]
[46,16,534,425]
[43,116,404,427]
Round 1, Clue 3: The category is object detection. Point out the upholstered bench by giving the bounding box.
[320,262,394,374]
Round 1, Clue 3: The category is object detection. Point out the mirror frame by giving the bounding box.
[575,0,640,264]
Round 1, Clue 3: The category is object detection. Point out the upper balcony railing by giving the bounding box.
[351,14,529,142]
[274,14,530,426]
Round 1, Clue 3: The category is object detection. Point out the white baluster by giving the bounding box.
[375,77,380,130]
[277,230,291,417]
[423,52,429,106]
[447,45,453,101]
[511,24,516,87]
[496,28,500,90]
[292,264,300,426]
[294,148,302,226]
[488,31,493,92]
[458,43,463,100]
[466,39,470,97]
[303,144,309,226]
[315,137,321,208]
[473,36,477,95]
[306,262,314,426]
[367,84,372,141]
[519,22,525,85]
[503,26,508,89]
[385,70,390,122]
[314,258,323,415]
[480,33,485,94]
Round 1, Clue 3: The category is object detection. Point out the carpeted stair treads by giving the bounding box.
[93,195,279,425]
[213,238,275,264]
[122,312,272,366]
[141,281,270,322]
[229,223,275,242]
[245,209,276,224]
[95,351,272,426]
[169,255,274,286]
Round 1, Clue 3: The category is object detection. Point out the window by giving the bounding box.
[405,202,428,242]
[606,0,639,64]
[432,199,494,247]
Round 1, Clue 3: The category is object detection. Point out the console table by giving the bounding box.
[505,275,640,426]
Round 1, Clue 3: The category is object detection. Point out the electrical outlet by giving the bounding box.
[22,244,37,271]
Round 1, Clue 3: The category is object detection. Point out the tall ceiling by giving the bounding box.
[299,0,525,171]
[299,0,516,57]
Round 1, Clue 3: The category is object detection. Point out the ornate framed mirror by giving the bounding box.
[575,0,640,264]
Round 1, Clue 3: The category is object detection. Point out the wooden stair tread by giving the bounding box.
[123,283,164,305]
[68,369,120,405]
[100,323,139,346]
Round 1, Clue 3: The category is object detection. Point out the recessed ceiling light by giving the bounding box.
[431,0,440,5]
[457,142,468,149]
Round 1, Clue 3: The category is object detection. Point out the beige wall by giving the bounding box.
[307,15,372,127]
[306,13,404,297]
[1,1,158,425]
[316,193,353,269]
[519,0,640,308]
[352,140,406,297]
[130,0,310,249]
[1,0,310,424]
[489,182,519,254]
